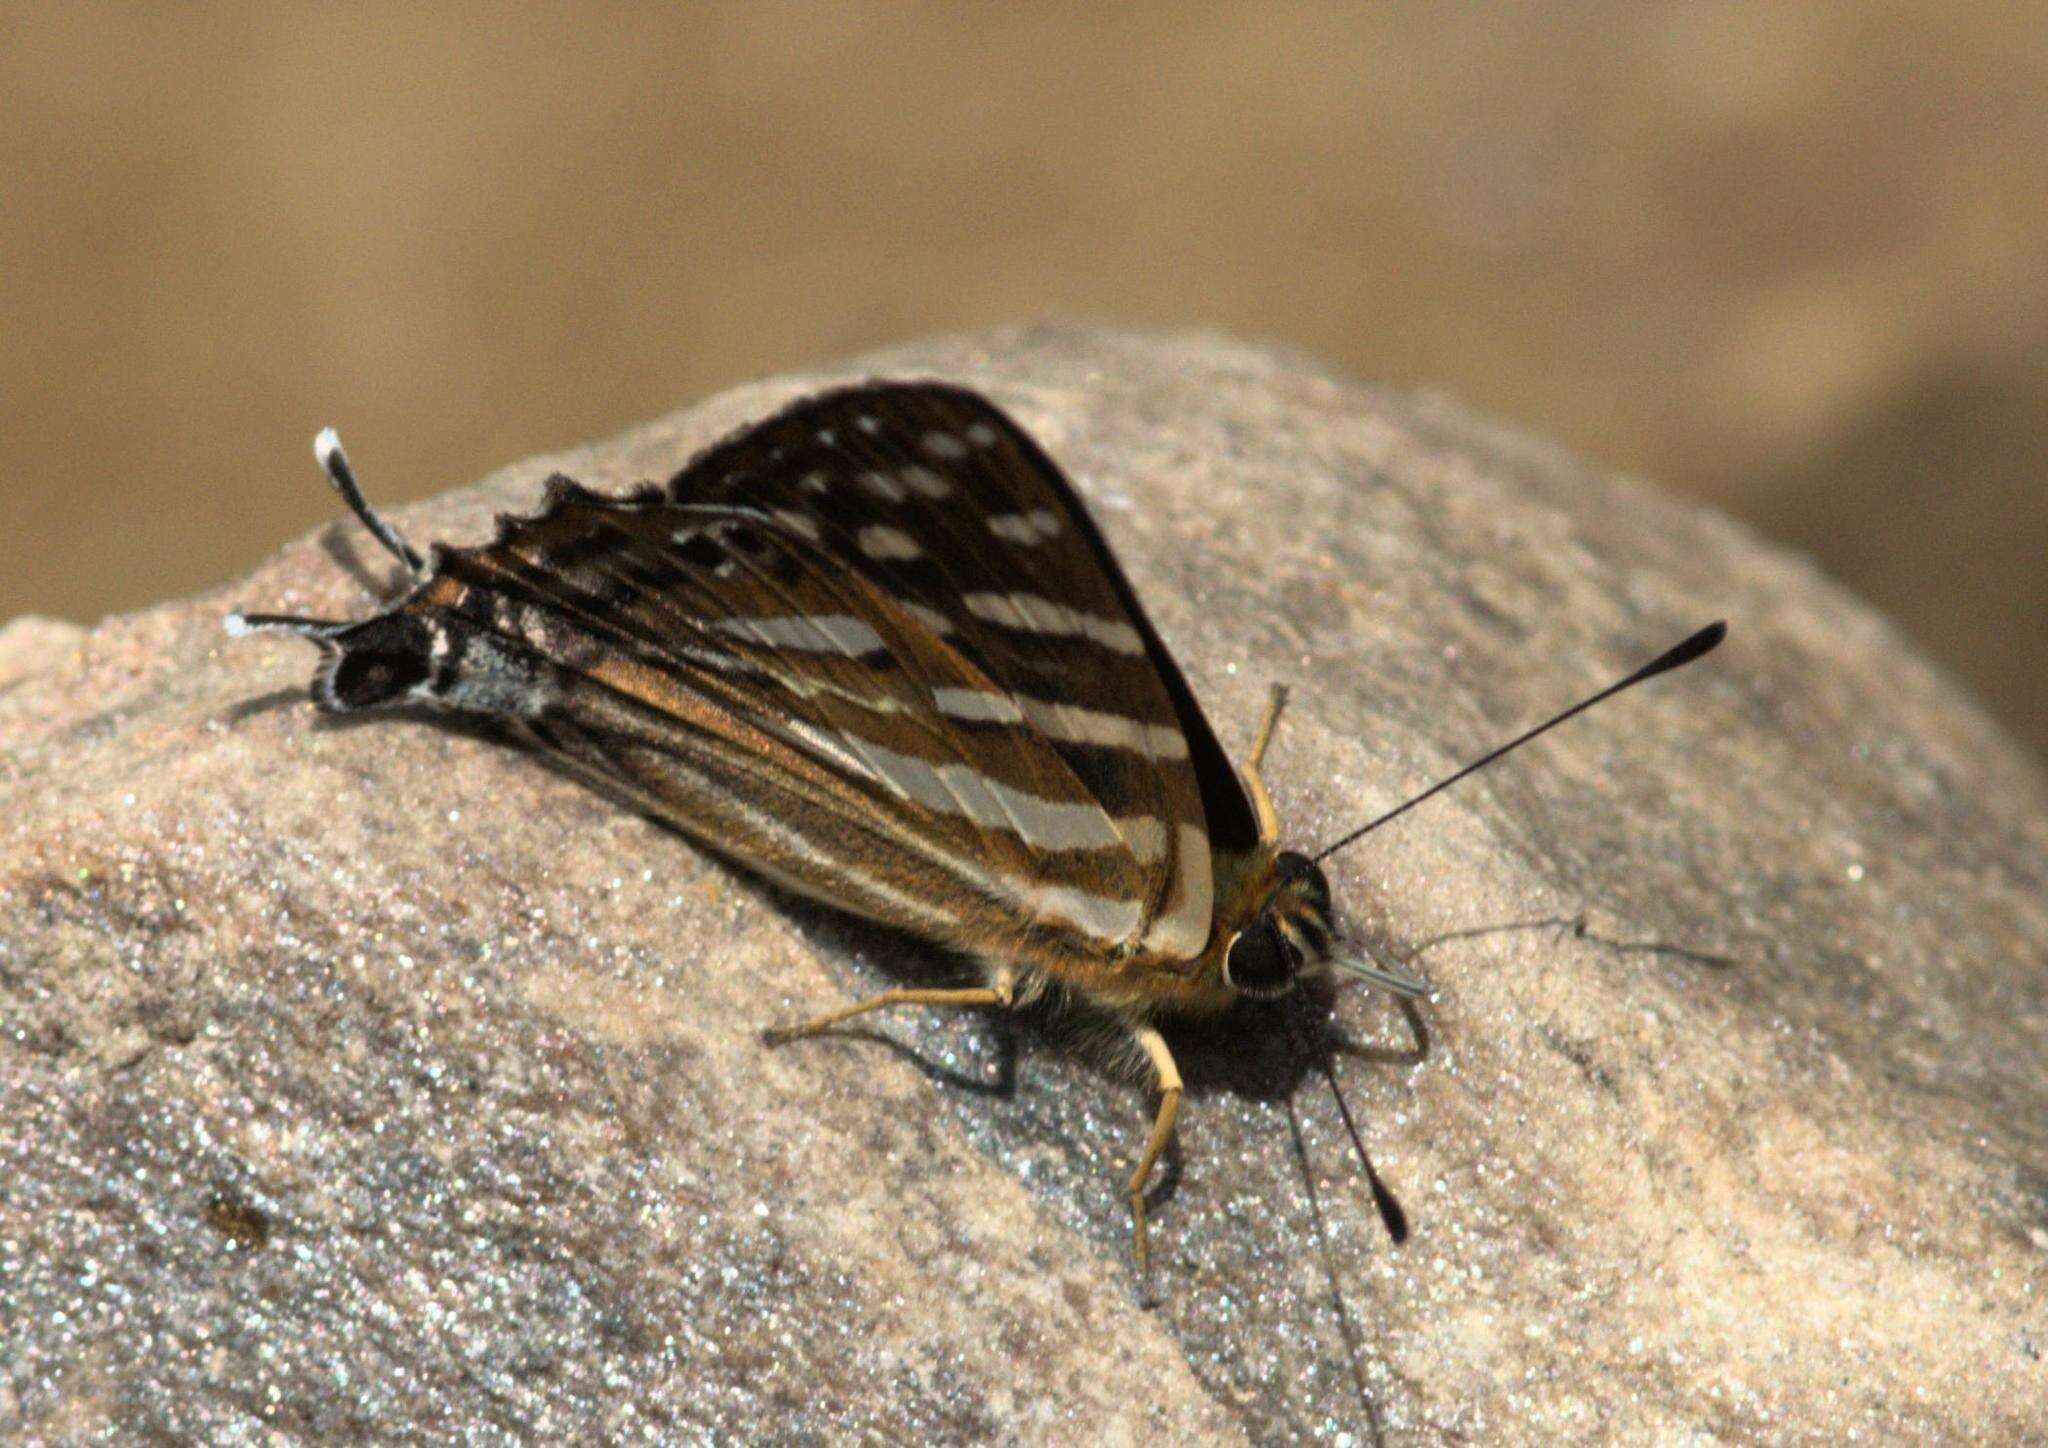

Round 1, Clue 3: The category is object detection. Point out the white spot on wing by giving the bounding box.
[965,422,999,448]
[930,687,1024,723]
[901,601,957,637]
[858,739,1123,853]
[770,509,822,542]
[856,525,921,561]
[1012,695,1189,759]
[780,715,882,786]
[1140,823,1215,958]
[899,464,952,499]
[921,431,968,459]
[712,614,886,655]
[1025,884,1143,943]
[861,470,907,502]
[986,509,1061,546]
[961,592,1145,654]
[896,635,1180,766]
[1110,815,1168,863]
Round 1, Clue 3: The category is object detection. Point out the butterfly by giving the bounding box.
[230,380,1723,1276]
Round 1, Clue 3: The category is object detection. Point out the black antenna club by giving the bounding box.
[1314,621,1727,863]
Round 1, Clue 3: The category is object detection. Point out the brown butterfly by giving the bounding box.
[231,381,1722,1274]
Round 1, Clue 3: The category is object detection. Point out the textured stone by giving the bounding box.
[2,326,2043,1442]
[0,616,84,691]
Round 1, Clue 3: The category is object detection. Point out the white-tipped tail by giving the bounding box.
[223,610,253,637]
[313,426,343,468]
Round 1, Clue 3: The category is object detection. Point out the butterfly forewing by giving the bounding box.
[390,382,1256,968]
[662,383,1260,956]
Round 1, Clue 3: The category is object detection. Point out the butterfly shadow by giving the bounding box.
[1118,974,1432,1239]
[224,686,314,723]
[318,522,415,603]
[762,897,1440,1232]
[1164,979,1429,1106]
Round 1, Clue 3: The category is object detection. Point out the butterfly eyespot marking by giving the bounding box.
[311,614,439,711]
[330,652,425,707]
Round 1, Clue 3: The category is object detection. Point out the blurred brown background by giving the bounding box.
[5,4,2044,757]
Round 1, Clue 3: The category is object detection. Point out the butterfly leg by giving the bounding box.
[1241,683,1290,844]
[761,972,1015,1045]
[1125,1023,1184,1282]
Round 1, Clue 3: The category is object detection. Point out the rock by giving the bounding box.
[0,615,84,691]
[2,325,2043,1442]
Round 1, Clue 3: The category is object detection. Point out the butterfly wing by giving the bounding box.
[660,383,1262,957]
[300,383,1259,966]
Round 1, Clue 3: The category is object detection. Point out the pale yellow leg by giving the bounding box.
[1125,1024,1185,1281]
[1242,683,1289,844]
[762,979,1013,1045]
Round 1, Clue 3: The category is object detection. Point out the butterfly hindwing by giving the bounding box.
[429,488,1154,953]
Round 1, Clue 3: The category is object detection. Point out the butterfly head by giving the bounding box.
[1221,851,1427,1002]
[1220,851,1333,1000]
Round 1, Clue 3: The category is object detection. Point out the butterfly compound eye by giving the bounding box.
[1223,920,1298,999]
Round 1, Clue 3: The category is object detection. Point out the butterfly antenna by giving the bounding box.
[312,427,426,580]
[1313,621,1726,864]
[223,610,349,641]
[1289,991,1408,1244]
[223,428,427,642]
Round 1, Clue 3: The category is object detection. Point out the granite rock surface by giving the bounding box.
[3,327,2044,1442]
